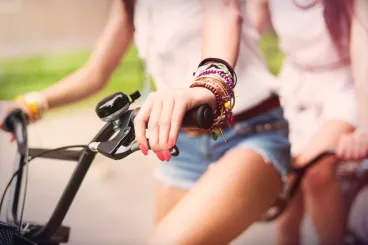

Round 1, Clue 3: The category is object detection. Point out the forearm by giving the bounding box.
[41,65,109,108]
[351,0,368,128]
[201,0,242,67]
[41,0,134,109]
[247,0,271,33]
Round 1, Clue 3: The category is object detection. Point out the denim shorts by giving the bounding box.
[155,107,292,190]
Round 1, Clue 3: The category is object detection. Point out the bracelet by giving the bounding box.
[190,79,235,141]
[191,80,234,141]
[198,58,236,77]
[14,92,49,121]
[195,69,234,89]
[195,62,237,88]
[194,78,235,120]
[191,58,237,141]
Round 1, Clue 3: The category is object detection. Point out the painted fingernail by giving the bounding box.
[163,151,171,162]
[168,138,176,149]
[155,152,165,161]
[139,145,148,156]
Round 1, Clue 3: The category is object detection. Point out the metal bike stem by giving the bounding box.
[7,116,28,225]
[30,122,115,242]
[6,154,24,225]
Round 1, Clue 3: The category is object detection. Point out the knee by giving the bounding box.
[301,160,337,194]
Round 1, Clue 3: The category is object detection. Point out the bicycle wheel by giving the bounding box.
[0,221,17,245]
[345,165,368,245]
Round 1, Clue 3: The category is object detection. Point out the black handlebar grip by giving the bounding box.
[181,104,214,129]
[132,104,214,130]
[4,109,29,132]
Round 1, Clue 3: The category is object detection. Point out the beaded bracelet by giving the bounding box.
[191,80,234,141]
[198,58,236,78]
[190,79,235,141]
[191,58,237,141]
[196,58,237,86]
[195,63,236,89]
[14,92,49,121]
[195,69,234,89]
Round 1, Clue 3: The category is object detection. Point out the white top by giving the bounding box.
[133,0,277,115]
[268,0,357,154]
[269,0,348,68]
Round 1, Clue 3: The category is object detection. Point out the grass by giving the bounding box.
[0,47,145,103]
[0,33,284,111]
[260,32,285,76]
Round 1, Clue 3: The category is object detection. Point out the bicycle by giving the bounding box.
[259,147,368,244]
[0,91,214,245]
[0,90,367,244]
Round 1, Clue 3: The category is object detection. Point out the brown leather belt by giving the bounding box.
[183,94,281,136]
[232,94,281,124]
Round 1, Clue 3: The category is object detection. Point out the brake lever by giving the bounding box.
[89,109,180,160]
[130,140,180,157]
[89,109,134,159]
[90,138,180,160]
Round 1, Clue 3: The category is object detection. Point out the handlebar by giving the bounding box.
[131,104,214,130]
[3,109,29,226]
[2,91,214,243]
[90,103,214,160]
[4,109,29,155]
[4,104,214,133]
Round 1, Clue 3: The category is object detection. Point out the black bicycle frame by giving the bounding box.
[6,110,29,226]
[7,120,115,243]
[7,154,25,225]
[4,96,213,244]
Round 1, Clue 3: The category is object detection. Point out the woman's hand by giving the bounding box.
[133,87,216,161]
[336,129,368,161]
[0,101,30,141]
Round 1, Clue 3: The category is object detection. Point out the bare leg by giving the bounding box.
[149,148,282,245]
[295,121,353,245]
[276,187,305,245]
[155,183,187,224]
[302,156,346,245]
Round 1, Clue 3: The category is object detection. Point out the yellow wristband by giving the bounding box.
[14,92,48,121]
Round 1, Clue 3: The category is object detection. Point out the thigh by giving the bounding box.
[154,132,210,223]
[155,182,188,224]
[295,120,354,167]
[149,148,282,245]
[290,120,354,195]
[154,132,210,190]
[153,107,291,234]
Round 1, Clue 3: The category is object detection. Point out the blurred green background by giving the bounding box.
[0,33,284,107]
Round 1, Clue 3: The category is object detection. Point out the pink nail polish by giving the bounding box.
[139,145,148,156]
[163,152,171,162]
[156,152,165,161]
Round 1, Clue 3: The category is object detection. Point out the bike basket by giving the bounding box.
[0,221,17,245]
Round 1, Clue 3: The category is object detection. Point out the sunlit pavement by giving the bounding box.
[1,108,366,245]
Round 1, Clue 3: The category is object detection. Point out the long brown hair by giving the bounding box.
[294,0,353,60]
[322,0,353,59]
